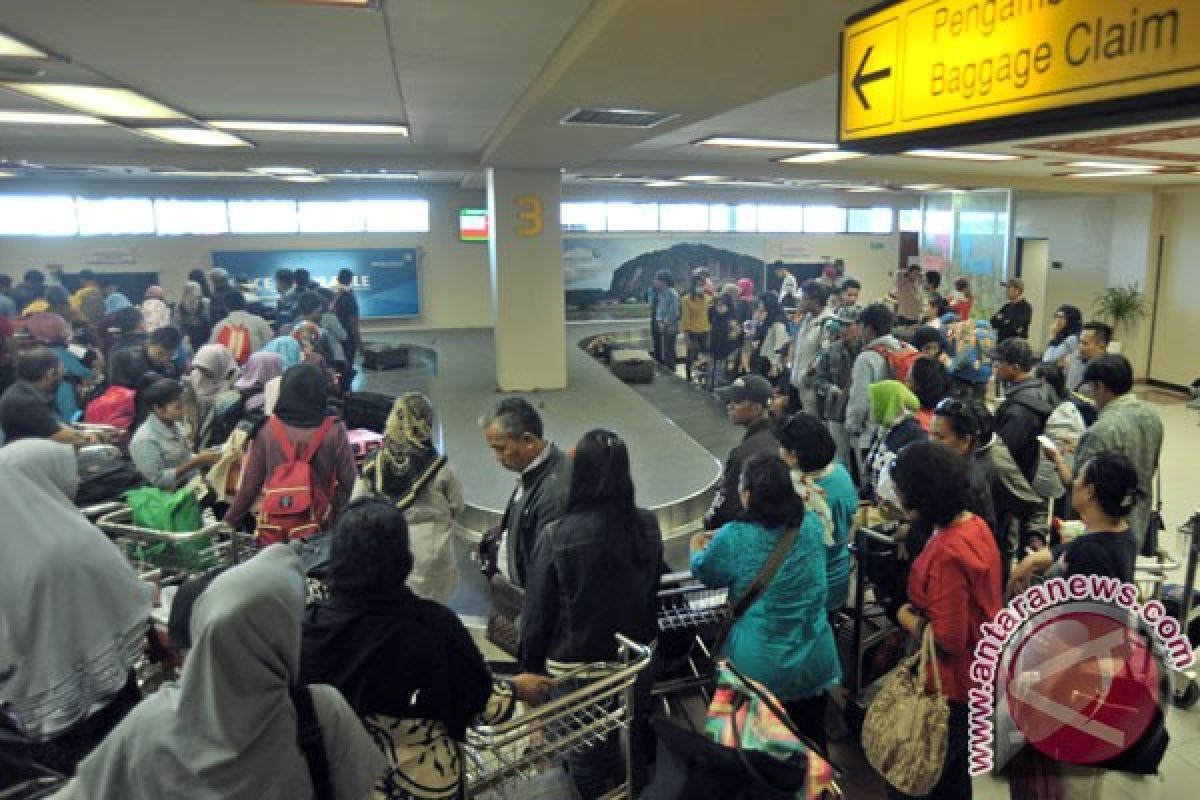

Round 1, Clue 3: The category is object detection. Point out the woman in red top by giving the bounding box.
[889,441,1003,800]
[948,277,974,321]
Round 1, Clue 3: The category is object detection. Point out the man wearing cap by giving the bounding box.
[990,279,1032,342]
[704,375,780,530]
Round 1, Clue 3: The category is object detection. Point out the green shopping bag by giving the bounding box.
[125,487,214,570]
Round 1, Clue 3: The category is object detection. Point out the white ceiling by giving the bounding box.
[0,0,1196,193]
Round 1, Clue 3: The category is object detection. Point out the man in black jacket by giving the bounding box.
[705,375,780,530]
[483,397,572,588]
[992,338,1056,484]
[990,278,1033,342]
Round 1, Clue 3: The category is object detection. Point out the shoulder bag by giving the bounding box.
[711,526,799,656]
[291,685,333,800]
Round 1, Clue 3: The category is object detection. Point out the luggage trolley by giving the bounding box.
[463,634,652,799]
[651,571,730,711]
[1165,510,1200,709]
[95,506,249,584]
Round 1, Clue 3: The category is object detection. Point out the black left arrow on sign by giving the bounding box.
[852,45,892,111]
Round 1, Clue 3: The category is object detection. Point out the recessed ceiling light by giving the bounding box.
[0,170,15,178]
[846,186,887,192]
[1066,170,1157,178]
[321,171,418,180]
[904,149,1021,161]
[153,170,257,178]
[643,180,685,187]
[0,111,106,126]
[135,127,252,147]
[902,183,943,191]
[694,136,837,151]
[3,83,186,119]
[269,0,380,8]
[249,166,314,176]
[0,31,49,59]
[210,120,408,135]
[1063,161,1162,171]
[278,174,327,183]
[777,151,866,164]
[678,175,726,182]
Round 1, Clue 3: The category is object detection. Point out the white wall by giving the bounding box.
[0,184,493,331]
[1151,189,1200,387]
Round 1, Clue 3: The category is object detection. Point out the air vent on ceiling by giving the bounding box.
[560,108,679,129]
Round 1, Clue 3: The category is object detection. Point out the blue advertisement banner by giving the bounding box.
[210,248,421,319]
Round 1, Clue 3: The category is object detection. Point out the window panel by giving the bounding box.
[756,204,805,233]
[154,199,229,235]
[924,210,954,236]
[561,202,606,232]
[0,195,78,236]
[898,209,922,232]
[733,204,758,233]
[846,207,894,234]
[298,200,365,233]
[708,204,734,233]
[362,199,429,233]
[227,200,298,234]
[658,203,709,232]
[803,205,847,233]
[77,197,155,235]
[605,202,658,232]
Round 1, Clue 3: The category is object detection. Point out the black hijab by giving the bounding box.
[273,363,329,428]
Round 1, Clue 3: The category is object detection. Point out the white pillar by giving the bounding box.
[486,168,566,390]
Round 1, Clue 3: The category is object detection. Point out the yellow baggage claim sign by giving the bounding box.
[839,0,1200,150]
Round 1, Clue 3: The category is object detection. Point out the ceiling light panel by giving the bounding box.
[278,174,326,183]
[321,172,418,181]
[0,111,106,126]
[249,166,314,176]
[902,183,943,191]
[4,83,186,119]
[694,136,836,151]
[0,31,49,59]
[777,151,866,164]
[136,127,252,147]
[1066,170,1157,178]
[560,108,678,128]
[904,149,1021,161]
[210,120,408,135]
[678,175,726,182]
[1063,161,1163,171]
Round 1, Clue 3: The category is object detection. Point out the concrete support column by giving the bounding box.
[487,168,566,390]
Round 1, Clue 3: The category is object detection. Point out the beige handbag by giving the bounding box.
[862,625,949,796]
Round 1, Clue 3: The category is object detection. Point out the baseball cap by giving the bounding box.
[717,374,773,406]
[1001,277,1024,291]
[835,304,863,323]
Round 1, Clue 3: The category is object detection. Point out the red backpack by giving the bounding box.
[215,321,253,365]
[872,342,921,383]
[84,385,136,432]
[256,416,337,545]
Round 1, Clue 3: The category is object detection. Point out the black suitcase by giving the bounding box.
[610,349,655,384]
[361,341,410,370]
[343,390,394,433]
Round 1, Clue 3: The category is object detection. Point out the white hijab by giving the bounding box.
[0,440,152,740]
[68,546,383,799]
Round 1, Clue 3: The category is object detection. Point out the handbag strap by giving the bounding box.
[713,526,799,654]
[917,625,944,700]
[728,693,795,796]
[290,685,333,800]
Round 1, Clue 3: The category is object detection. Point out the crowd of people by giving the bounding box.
[0,254,1173,800]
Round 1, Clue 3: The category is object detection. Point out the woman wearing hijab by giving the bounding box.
[0,440,152,776]
[301,500,550,800]
[862,379,927,507]
[1043,303,1083,367]
[20,312,96,423]
[223,363,355,540]
[236,351,286,413]
[103,290,132,316]
[61,545,384,800]
[140,286,172,332]
[184,343,240,449]
[292,320,338,389]
[175,280,212,349]
[353,392,464,603]
[264,335,303,368]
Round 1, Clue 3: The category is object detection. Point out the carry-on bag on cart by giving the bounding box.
[342,390,393,433]
[125,486,217,572]
[76,444,145,506]
[361,341,410,370]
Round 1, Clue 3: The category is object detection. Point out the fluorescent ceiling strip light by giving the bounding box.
[0,31,49,59]
[846,186,887,192]
[3,83,186,119]
[136,127,252,147]
[210,119,408,135]
[250,166,314,176]
[902,183,943,190]
[1066,170,1157,178]
[644,180,685,187]
[0,170,14,178]
[278,174,327,183]
[0,110,106,126]
[1063,161,1163,171]
[321,172,418,180]
[694,136,836,151]
[678,175,726,182]
[904,148,1020,161]
[778,151,865,164]
[154,170,256,178]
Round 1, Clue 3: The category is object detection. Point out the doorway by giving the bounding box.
[1016,237,1050,351]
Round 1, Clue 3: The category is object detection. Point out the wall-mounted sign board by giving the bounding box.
[839,0,1200,151]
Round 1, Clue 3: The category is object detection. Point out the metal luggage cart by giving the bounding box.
[651,571,729,709]
[463,634,652,800]
[95,506,250,584]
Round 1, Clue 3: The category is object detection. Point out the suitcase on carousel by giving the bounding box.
[342,390,394,433]
[610,349,655,384]
[361,341,410,370]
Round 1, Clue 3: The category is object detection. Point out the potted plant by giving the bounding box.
[1092,283,1147,354]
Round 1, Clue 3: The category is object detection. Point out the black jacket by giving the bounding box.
[995,377,1056,483]
[990,299,1032,342]
[519,508,663,672]
[704,418,779,530]
[504,443,572,587]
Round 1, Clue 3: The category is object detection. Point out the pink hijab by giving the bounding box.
[141,286,171,331]
[737,278,756,302]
